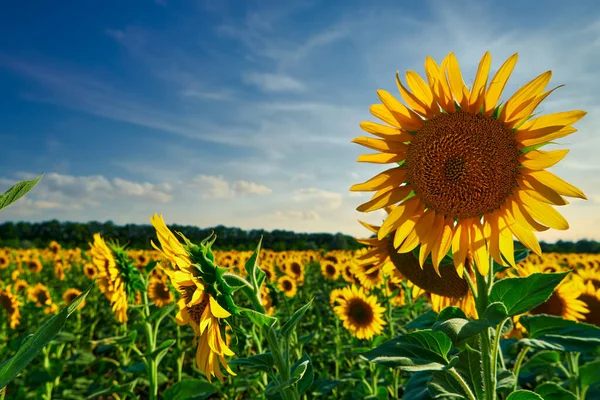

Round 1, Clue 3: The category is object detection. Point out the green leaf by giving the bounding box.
[519,315,600,352]
[85,379,138,399]
[311,379,341,396]
[455,346,485,400]
[507,390,544,400]
[534,382,577,400]
[265,353,311,396]
[66,351,96,367]
[298,331,317,345]
[432,303,508,344]
[161,379,217,400]
[0,283,93,389]
[221,273,251,293]
[245,237,264,288]
[579,359,600,389]
[361,330,455,372]
[149,303,176,324]
[239,308,277,328]
[90,330,137,347]
[404,372,434,400]
[407,310,438,330]
[229,352,275,373]
[50,331,77,344]
[0,174,43,211]
[497,370,517,396]
[144,260,158,275]
[295,353,314,395]
[428,370,467,399]
[280,299,313,339]
[489,272,569,316]
[152,339,176,365]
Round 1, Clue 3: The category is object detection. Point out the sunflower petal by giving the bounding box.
[425,56,455,112]
[431,217,454,272]
[359,121,414,142]
[470,219,490,276]
[468,51,491,113]
[484,53,518,116]
[352,136,409,153]
[516,190,569,230]
[350,167,407,192]
[508,195,549,232]
[484,213,504,266]
[377,90,424,131]
[419,213,445,267]
[445,53,470,108]
[370,104,400,128]
[379,197,422,240]
[524,169,587,200]
[505,85,563,129]
[503,209,542,256]
[396,71,434,118]
[357,152,407,164]
[519,149,569,170]
[357,185,413,212]
[452,219,471,278]
[501,71,552,122]
[397,229,421,253]
[358,220,381,234]
[209,296,231,318]
[497,210,516,266]
[518,174,568,205]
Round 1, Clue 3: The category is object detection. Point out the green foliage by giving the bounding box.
[534,382,577,400]
[0,283,93,389]
[0,174,43,211]
[520,315,600,352]
[489,272,569,316]
[160,379,217,400]
[362,330,456,372]
[507,390,544,400]
[280,299,313,339]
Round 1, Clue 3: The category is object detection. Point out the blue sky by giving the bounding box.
[1,0,599,241]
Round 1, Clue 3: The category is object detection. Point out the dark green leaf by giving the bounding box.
[152,339,176,365]
[149,303,176,324]
[579,359,600,389]
[144,261,158,275]
[361,330,454,372]
[506,390,544,400]
[489,272,569,316]
[265,354,311,395]
[311,379,341,396]
[85,379,138,399]
[519,315,600,352]
[432,303,508,344]
[280,299,313,339]
[455,346,484,400]
[229,352,274,373]
[161,379,217,400]
[403,372,433,400]
[437,307,466,321]
[497,370,516,396]
[295,353,314,395]
[66,351,96,366]
[245,237,263,288]
[428,370,467,399]
[298,332,317,345]
[407,310,438,330]
[50,331,77,344]
[0,174,43,211]
[239,308,277,328]
[222,273,251,293]
[534,382,577,400]
[0,283,93,389]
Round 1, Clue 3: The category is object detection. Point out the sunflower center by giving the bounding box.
[347,298,374,327]
[406,111,520,219]
[291,263,301,276]
[282,280,293,291]
[530,291,565,317]
[581,294,600,326]
[326,264,336,276]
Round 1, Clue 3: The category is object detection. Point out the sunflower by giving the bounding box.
[0,251,10,269]
[351,51,587,277]
[83,263,98,279]
[321,260,340,280]
[54,261,66,281]
[260,285,275,316]
[0,286,23,329]
[148,276,173,308]
[530,280,588,320]
[334,285,386,339]
[284,259,304,282]
[63,288,85,310]
[49,240,61,255]
[166,268,236,382]
[150,214,192,271]
[342,262,360,284]
[89,233,129,323]
[26,258,43,274]
[579,281,600,326]
[29,282,53,307]
[383,269,406,307]
[277,276,297,298]
[13,279,29,296]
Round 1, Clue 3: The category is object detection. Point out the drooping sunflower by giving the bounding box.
[148,276,173,308]
[63,288,85,310]
[277,276,297,298]
[321,260,340,280]
[351,52,587,277]
[334,285,386,339]
[0,286,23,329]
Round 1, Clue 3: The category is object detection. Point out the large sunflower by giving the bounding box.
[351,52,586,277]
[333,285,386,339]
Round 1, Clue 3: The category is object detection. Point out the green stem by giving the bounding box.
[448,368,477,400]
[474,255,496,400]
[142,287,158,400]
[266,327,296,400]
[490,319,507,392]
[567,352,581,398]
[512,346,530,391]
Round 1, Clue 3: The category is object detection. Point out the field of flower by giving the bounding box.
[2,234,600,399]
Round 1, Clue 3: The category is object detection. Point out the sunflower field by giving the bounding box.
[2,51,600,400]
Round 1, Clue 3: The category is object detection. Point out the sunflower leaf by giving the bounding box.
[229,352,275,373]
[361,330,454,372]
[280,299,313,339]
[534,382,577,400]
[489,272,569,316]
[160,379,217,400]
[0,173,43,211]
[519,314,600,353]
[0,282,93,389]
[245,237,264,289]
[506,390,544,400]
[239,308,277,328]
[579,359,600,390]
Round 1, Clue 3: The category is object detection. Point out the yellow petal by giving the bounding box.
[357,219,381,234]
[397,229,421,253]
[425,56,455,112]
[393,215,419,249]
[468,51,491,113]
[431,217,454,272]
[504,86,562,129]
[497,214,517,265]
[469,219,490,276]
[518,175,568,205]
[396,71,433,118]
[370,104,400,128]
[359,121,414,142]
[516,190,569,230]
[419,212,445,267]
[508,195,549,232]
[357,185,412,212]
[357,152,407,164]
[501,71,551,122]
[484,214,504,266]
[445,52,470,108]
[524,169,587,200]
[350,167,407,192]
[379,196,422,239]
[503,210,542,256]
[351,136,409,153]
[518,110,587,131]
[519,149,569,170]
[452,220,471,278]
[517,126,577,149]
[209,296,231,319]
[376,90,424,131]
[484,53,518,116]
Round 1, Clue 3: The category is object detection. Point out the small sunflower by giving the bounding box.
[329,288,345,307]
[63,288,85,310]
[260,285,275,316]
[351,52,587,277]
[49,240,61,255]
[0,286,23,329]
[334,285,386,339]
[321,261,340,280]
[284,259,304,283]
[83,263,98,279]
[29,282,53,307]
[13,279,29,296]
[530,280,588,321]
[277,276,297,298]
[26,258,43,274]
[0,251,10,269]
[148,276,173,308]
[54,261,66,281]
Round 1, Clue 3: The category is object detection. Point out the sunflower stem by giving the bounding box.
[448,368,477,400]
[512,346,530,391]
[474,255,496,400]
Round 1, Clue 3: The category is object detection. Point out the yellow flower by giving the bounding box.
[334,285,386,339]
[277,276,297,298]
[148,276,173,308]
[49,241,61,255]
[352,52,586,277]
[25,257,43,274]
[150,213,192,271]
[0,286,23,329]
[54,261,66,281]
[0,251,10,269]
[321,260,340,280]
[83,263,98,279]
[29,282,53,307]
[63,288,85,310]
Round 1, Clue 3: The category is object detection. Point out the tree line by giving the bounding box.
[0,220,598,253]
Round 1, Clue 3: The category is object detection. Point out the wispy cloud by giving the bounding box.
[243,72,306,92]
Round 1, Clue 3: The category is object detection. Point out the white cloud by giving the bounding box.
[243,72,307,92]
[292,188,343,210]
[189,175,273,199]
[271,210,320,221]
